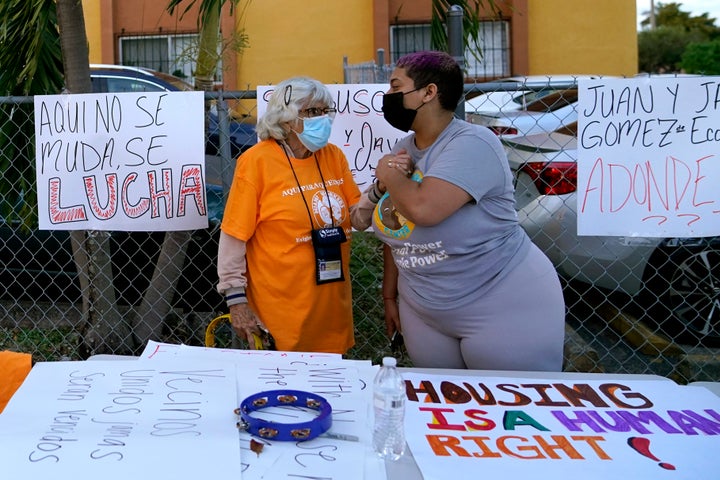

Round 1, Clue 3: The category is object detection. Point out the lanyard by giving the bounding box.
[279,141,336,230]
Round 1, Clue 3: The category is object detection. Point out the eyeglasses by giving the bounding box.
[299,107,337,118]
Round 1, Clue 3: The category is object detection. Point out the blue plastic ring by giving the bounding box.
[238,389,332,441]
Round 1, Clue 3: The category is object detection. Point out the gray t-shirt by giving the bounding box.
[373,118,530,309]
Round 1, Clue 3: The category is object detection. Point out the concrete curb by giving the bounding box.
[600,302,720,383]
[563,323,603,373]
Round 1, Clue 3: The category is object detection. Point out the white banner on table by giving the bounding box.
[140,341,378,480]
[577,77,720,237]
[34,91,206,231]
[257,84,407,189]
[0,360,240,480]
[403,372,720,479]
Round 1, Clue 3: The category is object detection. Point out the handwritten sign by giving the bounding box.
[258,84,407,189]
[0,360,240,479]
[403,372,720,479]
[139,341,378,480]
[577,77,720,237]
[34,91,207,231]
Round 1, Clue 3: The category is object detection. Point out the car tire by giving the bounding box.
[639,243,720,347]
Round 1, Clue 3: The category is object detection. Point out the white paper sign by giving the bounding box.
[34,91,207,231]
[577,77,720,237]
[403,372,720,479]
[139,341,379,480]
[0,360,240,479]
[257,84,408,189]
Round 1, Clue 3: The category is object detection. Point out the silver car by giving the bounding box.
[469,88,579,138]
[502,123,720,346]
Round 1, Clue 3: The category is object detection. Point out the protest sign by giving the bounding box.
[403,372,720,479]
[0,360,240,479]
[34,91,206,231]
[577,77,720,237]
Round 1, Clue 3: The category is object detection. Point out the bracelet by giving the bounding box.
[383,296,397,301]
[374,180,385,196]
[235,390,332,442]
[368,181,383,204]
[225,291,248,306]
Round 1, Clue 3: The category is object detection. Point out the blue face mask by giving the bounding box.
[296,115,333,152]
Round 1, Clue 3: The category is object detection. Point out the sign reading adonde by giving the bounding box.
[577,77,720,237]
[34,91,206,231]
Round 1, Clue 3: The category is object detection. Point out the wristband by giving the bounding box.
[236,390,332,441]
[225,291,247,306]
[367,182,382,204]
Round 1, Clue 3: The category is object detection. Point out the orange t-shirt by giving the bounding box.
[221,140,361,353]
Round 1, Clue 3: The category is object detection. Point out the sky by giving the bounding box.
[636,0,720,29]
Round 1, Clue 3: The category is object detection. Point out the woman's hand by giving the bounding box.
[376,149,414,184]
[228,303,267,349]
[382,243,401,337]
[383,297,401,337]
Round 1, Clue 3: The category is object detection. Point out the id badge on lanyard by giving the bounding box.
[281,145,347,285]
[311,226,347,284]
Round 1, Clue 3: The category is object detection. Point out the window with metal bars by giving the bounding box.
[389,20,510,80]
[118,34,223,85]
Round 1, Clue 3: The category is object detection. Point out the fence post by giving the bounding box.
[447,5,465,119]
[376,48,386,83]
[215,91,233,193]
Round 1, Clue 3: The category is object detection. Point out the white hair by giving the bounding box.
[255,76,333,141]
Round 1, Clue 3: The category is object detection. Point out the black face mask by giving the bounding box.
[382,89,423,132]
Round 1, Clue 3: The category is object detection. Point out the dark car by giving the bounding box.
[88,64,257,159]
[0,65,254,311]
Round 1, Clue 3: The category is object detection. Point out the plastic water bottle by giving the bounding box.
[372,356,406,460]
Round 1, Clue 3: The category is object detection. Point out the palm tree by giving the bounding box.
[125,0,248,346]
[1,0,245,355]
[57,0,130,355]
[0,0,64,231]
[1,0,129,355]
[431,0,499,63]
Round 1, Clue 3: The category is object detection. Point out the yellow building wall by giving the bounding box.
[526,0,638,76]
[81,0,638,84]
[82,0,103,64]
[237,0,377,87]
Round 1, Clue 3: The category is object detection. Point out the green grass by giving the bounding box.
[347,231,412,366]
[1,230,406,365]
[0,326,81,362]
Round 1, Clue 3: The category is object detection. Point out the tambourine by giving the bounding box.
[235,390,332,442]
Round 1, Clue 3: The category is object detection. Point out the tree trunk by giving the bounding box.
[133,230,192,346]
[132,2,223,349]
[56,0,130,356]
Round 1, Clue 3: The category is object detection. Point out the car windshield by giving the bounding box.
[148,70,194,91]
[524,89,578,112]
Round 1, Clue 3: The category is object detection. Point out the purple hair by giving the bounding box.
[396,51,463,111]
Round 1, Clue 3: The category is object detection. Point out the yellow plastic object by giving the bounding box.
[205,314,231,348]
[205,314,267,349]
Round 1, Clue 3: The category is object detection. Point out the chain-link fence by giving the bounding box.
[461,77,720,384]
[1,80,718,384]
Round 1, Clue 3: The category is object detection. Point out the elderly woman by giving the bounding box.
[217,76,362,354]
